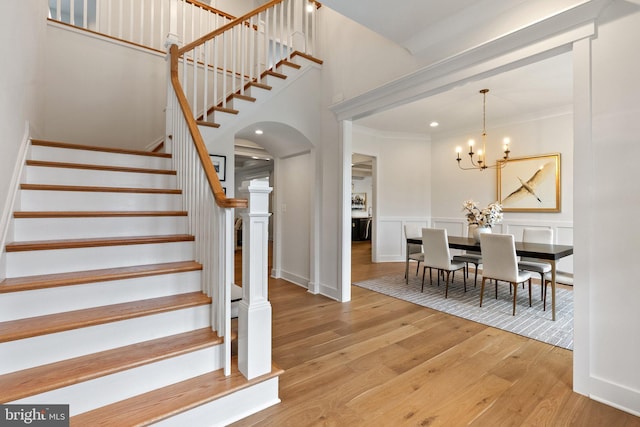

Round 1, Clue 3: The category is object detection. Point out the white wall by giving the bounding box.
[43,23,167,150]
[275,153,311,287]
[573,3,640,414]
[352,126,430,263]
[0,1,47,218]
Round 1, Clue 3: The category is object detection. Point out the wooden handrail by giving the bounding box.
[185,0,237,21]
[179,0,285,55]
[169,45,248,209]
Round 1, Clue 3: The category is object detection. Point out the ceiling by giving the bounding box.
[353,51,573,136]
[320,0,577,137]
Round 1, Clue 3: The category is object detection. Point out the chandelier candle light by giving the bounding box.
[456,89,511,171]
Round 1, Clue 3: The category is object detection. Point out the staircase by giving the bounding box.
[0,140,281,425]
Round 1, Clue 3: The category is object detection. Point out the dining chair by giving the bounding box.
[542,271,573,311]
[479,233,532,315]
[404,224,424,279]
[518,228,552,301]
[421,228,466,297]
[452,225,483,287]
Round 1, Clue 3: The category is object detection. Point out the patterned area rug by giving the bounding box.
[354,272,573,350]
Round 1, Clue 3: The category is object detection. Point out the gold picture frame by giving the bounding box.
[497,153,561,212]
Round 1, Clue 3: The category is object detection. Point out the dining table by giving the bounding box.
[405,235,573,321]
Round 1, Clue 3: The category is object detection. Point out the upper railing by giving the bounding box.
[171,0,319,122]
[48,0,237,52]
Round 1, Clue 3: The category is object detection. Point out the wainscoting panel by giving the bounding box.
[374,217,428,262]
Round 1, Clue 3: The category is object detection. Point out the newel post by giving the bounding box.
[238,179,273,379]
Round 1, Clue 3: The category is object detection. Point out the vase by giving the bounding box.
[471,225,491,243]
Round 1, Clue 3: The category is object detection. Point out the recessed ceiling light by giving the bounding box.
[255,129,263,135]
[306,4,314,12]
[430,121,439,127]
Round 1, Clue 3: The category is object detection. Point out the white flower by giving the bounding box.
[462,200,503,227]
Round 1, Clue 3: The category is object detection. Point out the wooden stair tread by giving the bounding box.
[0,328,223,402]
[26,160,176,175]
[261,69,287,80]
[229,93,256,102]
[0,292,211,343]
[277,59,301,70]
[0,261,202,293]
[6,234,195,252]
[70,359,283,426]
[211,106,239,114]
[291,50,323,65]
[32,139,172,158]
[195,120,221,128]
[247,81,272,91]
[14,210,188,218]
[20,183,181,194]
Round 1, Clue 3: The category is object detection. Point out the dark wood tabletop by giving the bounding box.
[407,235,573,261]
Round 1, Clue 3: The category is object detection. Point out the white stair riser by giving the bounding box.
[19,190,183,211]
[0,271,202,322]
[227,97,256,112]
[211,111,236,127]
[245,86,272,99]
[14,216,188,241]
[13,346,223,416]
[0,305,211,374]
[154,378,280,427]
[6,241,195,277]
[30,145,171,170]
[25,166,177,189]
[262,74,287,90]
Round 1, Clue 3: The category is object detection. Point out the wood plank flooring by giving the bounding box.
[231,241,640,426]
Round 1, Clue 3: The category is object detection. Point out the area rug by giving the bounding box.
[354,273,573,350]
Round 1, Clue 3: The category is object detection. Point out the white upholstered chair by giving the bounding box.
[542,271,573,311]
[452,225,483,287]
[404,224,424,279]
[421,228,466,297]
[518,228,553,301]
[479,233,532,316]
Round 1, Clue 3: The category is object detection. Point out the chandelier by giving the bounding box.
[456,89,511,171]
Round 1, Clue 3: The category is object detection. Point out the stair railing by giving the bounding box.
[167,0,318,377]
[170,0,319,122]
[48,0,236,52]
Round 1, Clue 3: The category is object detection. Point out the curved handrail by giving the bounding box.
[169,45,248,209]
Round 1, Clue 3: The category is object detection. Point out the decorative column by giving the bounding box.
[238,180,273,379]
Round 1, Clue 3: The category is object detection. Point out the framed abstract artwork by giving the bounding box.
[497,153,561,212]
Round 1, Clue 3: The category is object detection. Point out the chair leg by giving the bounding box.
[539,273,544,300]
[543,279,548,311]
[495,280,498,299]
[480,277,486,307]
[445,271,450,298]
[512,282,517,316]
[473,263,479,288]
[462,267,467,292]
[416,261,421,276]
[528,278,532,307]
[421,266,426,292]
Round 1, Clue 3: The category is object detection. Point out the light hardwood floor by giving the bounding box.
[231,241,640,426]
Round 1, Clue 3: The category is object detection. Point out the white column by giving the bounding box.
[239,180,273,379]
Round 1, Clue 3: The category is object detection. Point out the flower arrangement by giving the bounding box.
[462,200,503,228]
